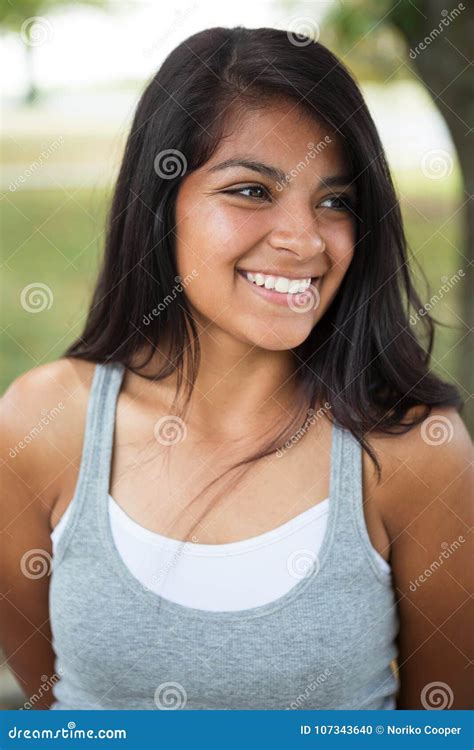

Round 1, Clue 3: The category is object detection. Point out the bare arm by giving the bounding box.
[0,364,74,709]
[376,407,473,709]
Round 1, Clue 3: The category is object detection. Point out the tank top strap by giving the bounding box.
[91,362,125,502]
[52,360,126,566]
[89,360,126,496]
[325,419,367,562]
[330,420,363,509]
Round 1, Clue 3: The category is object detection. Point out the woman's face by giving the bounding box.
[174,100,356,351]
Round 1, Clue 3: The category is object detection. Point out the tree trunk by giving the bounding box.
[392,0,473,435]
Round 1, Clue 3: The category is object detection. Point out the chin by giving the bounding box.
[244,324,314,351]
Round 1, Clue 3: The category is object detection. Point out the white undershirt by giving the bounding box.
[51,494,391,611]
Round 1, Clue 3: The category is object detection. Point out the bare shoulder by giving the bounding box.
[0,358,97,702]
[364,405,473,537]
[0,357,96,517]
[364,405,473,708]
[1,356,95,404]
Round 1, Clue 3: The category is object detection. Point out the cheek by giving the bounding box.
[324,222,355,276]
[313,225,355,319]
[175,206,256,277]
[172,213,245,319]
[329,247,354,278]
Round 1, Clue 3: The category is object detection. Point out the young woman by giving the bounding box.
[1,26,472,712]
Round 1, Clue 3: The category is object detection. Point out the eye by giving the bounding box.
[319,194,355,212]
[223,184,271,201]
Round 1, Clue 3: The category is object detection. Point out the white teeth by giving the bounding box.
[275,277,290,293]
[288,279,303,293]
[242,271,312,293]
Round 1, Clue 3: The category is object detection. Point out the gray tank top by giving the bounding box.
[49,361,400,710]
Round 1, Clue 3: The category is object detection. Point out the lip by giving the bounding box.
[236,268,320,281]
[236,269,322,308]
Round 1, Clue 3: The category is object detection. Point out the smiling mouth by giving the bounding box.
[236,269,320,294]
[236,269,322,310]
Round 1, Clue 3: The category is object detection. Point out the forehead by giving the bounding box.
[204,99,347,177]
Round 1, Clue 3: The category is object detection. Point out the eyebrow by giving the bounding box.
[207,158,354,190]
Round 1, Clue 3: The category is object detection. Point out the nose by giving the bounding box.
[268,210,326,261]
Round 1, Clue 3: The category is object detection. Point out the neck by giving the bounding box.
[135,329,303,441]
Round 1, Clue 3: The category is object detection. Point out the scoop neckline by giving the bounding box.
[99,487,338,621]
[97,370,342,621]
[108,492,330,555]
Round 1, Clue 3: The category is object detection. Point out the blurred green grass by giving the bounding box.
[1,171,467,396]
[2,186,108,389]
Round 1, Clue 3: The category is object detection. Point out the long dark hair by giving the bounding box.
[64,26,462,525]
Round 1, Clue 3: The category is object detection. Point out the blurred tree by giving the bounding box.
[0,0,111,104]
[321,0,473,433]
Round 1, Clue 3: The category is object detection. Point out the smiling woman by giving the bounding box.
[1,26,472,713]
[174,103,355,350]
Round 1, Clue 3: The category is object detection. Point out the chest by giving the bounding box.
[52,402,390,562]
[49,543,398,710]
[108,407,333,544]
